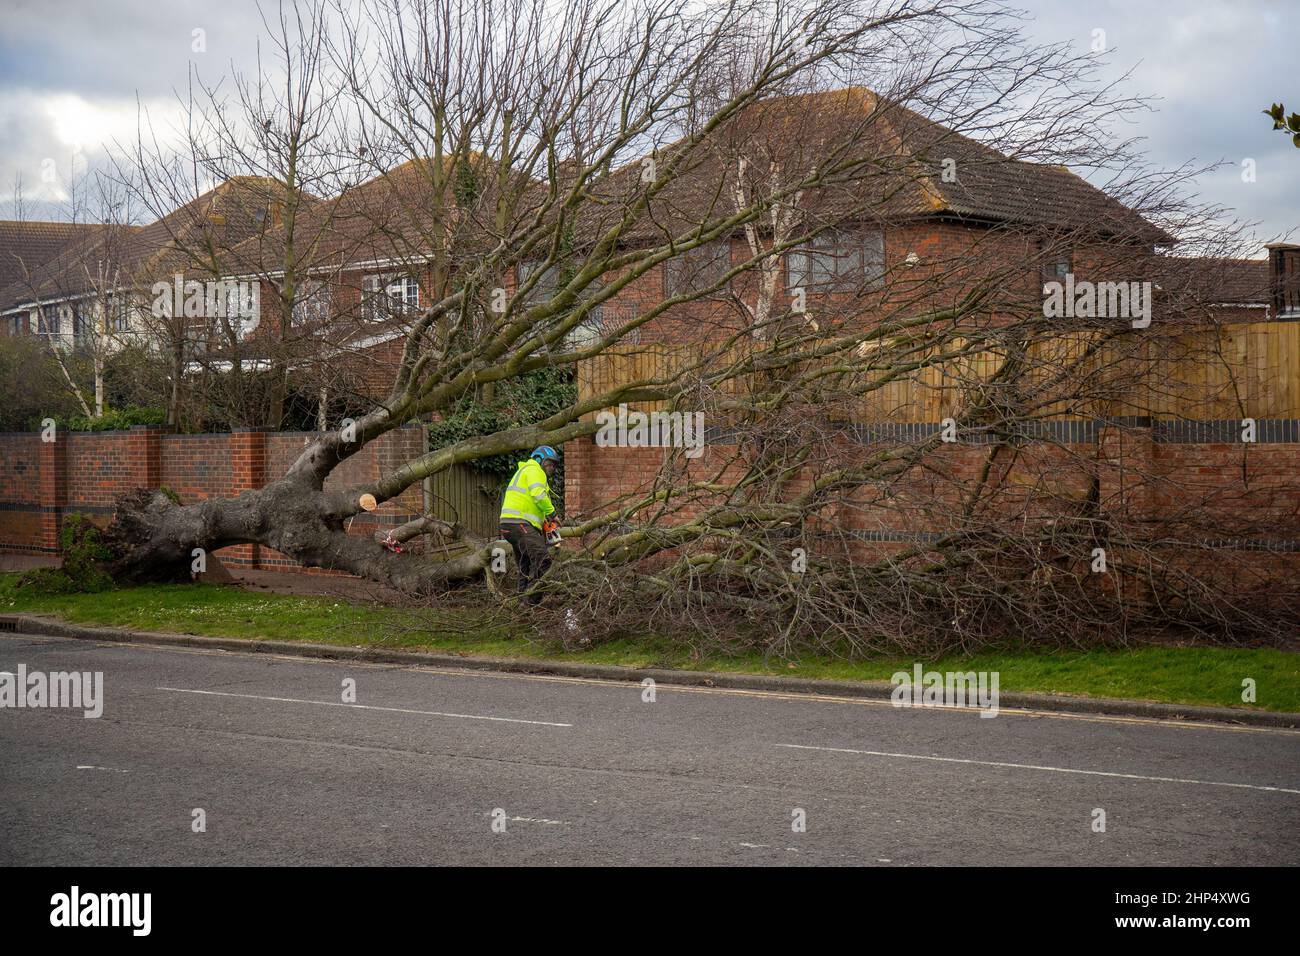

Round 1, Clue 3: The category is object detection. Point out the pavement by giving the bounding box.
[2,630,1298,866]
[224,567,409,602]
[0,555,59,573]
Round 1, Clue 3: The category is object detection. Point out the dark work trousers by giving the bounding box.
[500,520,552,602]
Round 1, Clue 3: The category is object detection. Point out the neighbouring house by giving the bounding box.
[196,158,459,414]
[0,219,114,341]
[0,176,295,364]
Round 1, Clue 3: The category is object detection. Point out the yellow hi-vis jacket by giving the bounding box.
[499,459,555,529]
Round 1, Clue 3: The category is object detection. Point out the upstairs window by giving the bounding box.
[71,303,92,349]
[391,275,421,312]
[361,275,382,321]
[107,294,132,333]
[1273,246,1300,318]
[361,274,421,322]
[37,304,60,337]
[291,279,332,327]
[788,230,885,292]
[664,239,731,297]
[223,284,259,338]
[1041,249,1073,283]
[518,260,559,305]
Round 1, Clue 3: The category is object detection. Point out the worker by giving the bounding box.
[498,445,561,602]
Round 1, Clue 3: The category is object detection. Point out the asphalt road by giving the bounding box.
[1,631,1297,866]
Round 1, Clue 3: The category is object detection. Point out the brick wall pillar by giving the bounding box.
[225,428,271,568]
[37,430,67,553]
[562,435,594,517]
[127,424,168,489]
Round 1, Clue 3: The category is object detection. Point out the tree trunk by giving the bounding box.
[103,478,493,594]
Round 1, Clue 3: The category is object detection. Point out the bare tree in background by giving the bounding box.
[8,173,27,223]
[7,169,143,419]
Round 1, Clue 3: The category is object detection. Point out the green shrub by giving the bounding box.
[61,406,167,432]
[24,405,167,433]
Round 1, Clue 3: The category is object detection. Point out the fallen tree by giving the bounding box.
[81,0,1294,649]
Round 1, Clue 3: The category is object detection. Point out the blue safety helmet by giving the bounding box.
[530,445,560,463]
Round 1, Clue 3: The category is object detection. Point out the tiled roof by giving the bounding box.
[0,176,295,312]
[0,220,111,305]
[1154,256,1273,306]
[222,158,502,276]
[578,87,1171,248]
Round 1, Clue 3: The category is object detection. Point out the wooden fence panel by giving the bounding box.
[576,321,1300,427]
[426,462,501,538]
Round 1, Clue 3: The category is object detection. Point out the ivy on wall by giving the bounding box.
[426,366,578,479]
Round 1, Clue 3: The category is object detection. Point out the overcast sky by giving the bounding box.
[0,0,1294,255]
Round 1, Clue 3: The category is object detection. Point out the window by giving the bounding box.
[361,274,420,322]
[788,230,885,292]
[563,302,640,351]
[107,294,131,333]
[223,283,259,337]
[391,276,420,312]
[37,305,60,337]
[291,279,332,327]
[361,275,382,321]
[1272,247,1300,318]
[1042,250,1072,282]
[518,261,558,304]
[71,303,92,349]
[664,239,731,297]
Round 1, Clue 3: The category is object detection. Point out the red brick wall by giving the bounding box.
[0,424,427,572]
[161,434,235,502]
[564,420,1300,589]
[0,432,42,553]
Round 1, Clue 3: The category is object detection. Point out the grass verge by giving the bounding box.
[2,574,1296,712]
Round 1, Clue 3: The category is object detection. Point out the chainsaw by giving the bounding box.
[542,518,562,548]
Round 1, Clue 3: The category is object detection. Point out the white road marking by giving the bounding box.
[156,686,572,727]
[77,765,129,773]
[776,743,1300,794]
[508,816,568,825]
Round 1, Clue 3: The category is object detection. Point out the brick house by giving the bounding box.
[0,178,292,354]
[0,219,113,341]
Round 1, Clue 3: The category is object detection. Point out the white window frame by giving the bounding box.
[518,260,559,304]
[223,283,260,338]
[107,293,132,333]
[361,274,421,322]
[71,302,93,348]
[38,304,59,336]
